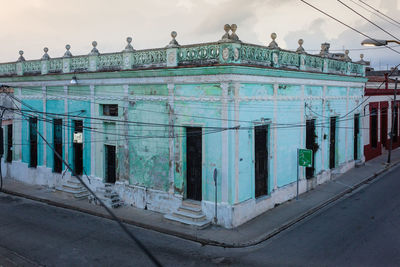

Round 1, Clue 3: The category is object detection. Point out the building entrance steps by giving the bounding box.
[88,183,123,208]
[2,148,400,247]
[164,200,211,229]
[56,177,89,200]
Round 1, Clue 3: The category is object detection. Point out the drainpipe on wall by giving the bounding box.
[385,73,389,90]
[0,107,5,191]
[388,78,398,164]
[213,168,218,224]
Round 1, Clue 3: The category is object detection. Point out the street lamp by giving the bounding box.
[361,38,400,46]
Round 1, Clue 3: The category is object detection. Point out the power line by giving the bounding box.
[299,0,400,56]
[5,92,163,267]
[337,0,400,42]
[359,0,400,26]
[349,0,400,29]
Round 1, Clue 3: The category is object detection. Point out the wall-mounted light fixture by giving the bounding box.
[70,76,77,85]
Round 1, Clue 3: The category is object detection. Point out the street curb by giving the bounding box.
[2,159,400,248]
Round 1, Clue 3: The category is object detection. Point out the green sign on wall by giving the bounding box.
[298,149,313,167]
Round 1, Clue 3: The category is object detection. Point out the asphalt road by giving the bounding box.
[1,165,400,266]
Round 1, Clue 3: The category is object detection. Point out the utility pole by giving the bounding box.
[0,85,9,191]
[388,78,398,164]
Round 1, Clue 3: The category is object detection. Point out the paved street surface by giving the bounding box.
[1,164,400,266]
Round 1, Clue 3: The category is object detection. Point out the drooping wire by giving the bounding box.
[359,0,400,26]
[349,0,400,29]
[5,92,163,267]
[337,0,400,43]
[299,0,400,55]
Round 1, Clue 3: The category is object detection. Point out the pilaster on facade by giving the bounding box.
[122,84,130,183]
[221,82,230,203]
[300,85,305,180]
[90,84,96,177]
[42,86,47,167]
[321,85,327,169]
[345,87,350,161]
[167,83,175,193]
[273,83,278,191]
[233,82,240,204]
[64,86,69,165]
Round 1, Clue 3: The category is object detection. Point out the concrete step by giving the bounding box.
[111,201,124,208]
[172,210,206,222]
[60,187,88,195]
[104,193,119,199]
[74,192,89,199]
[182,200,201,209]
[164,214,210,229]
[63,183,83,190]
[178,205,202,215]
[68,178,82,184]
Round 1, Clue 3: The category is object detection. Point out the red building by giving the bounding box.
[363,69,400,161]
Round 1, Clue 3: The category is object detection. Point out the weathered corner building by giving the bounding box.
[0,28,366,228]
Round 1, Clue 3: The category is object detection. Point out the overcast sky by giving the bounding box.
[0,0,398,70]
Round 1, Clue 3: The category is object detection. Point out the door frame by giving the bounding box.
[104,144,117,183]
[184,125,204,201]
[254,124,269,198]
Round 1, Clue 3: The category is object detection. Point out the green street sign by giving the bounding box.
[298,149,313,167]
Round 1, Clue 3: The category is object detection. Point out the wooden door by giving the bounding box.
[354,114,360,160]
[186,127,202,201]
[6,124,12,163]
[29,117,38,168]
[380,108,388,148]
[329,117,337,169]
[53,119,63,173]
[306,119,316,179]
[105,145,116,183]
[255,125,268,198]
[370,108,378,148]
[73,120,83,175]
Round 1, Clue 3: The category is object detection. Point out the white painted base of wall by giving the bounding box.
[203,160,356,228]
[2,160,182,215]
[2,159,355,229]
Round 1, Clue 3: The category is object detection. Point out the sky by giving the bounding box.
[0,0,399,70]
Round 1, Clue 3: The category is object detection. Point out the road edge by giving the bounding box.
[2,159,400,248]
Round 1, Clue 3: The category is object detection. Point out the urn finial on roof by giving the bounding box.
[219,24,231,42]
[229,24,241,42]
[268,33,279,49]
[343,49,351,61]
[89,41,100,55]
[123,37,135,52]
[355,53,370,65]
[17,50,25,62]
[166,31,180,48]
[319,42,330,57]
[64,44,72,58]
[296,39,305,53]
[41,47,50,60]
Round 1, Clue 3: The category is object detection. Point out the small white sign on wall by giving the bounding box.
[73,132,83,143]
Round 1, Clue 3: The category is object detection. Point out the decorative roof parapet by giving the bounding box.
[0,35,366,78]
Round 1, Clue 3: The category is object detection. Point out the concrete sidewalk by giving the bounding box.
[2,149,400,248]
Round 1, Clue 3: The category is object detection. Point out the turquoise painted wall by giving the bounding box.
[6,65,365,208]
